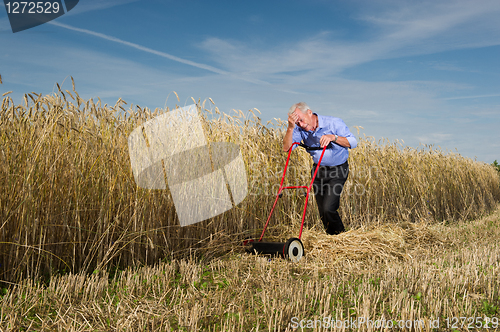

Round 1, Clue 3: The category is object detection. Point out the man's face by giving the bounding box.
[293,108,314,131]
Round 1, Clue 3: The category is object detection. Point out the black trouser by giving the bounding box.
[311,161,349,235]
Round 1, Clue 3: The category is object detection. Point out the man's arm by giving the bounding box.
[283,112,299,152]
[283,127,295,152]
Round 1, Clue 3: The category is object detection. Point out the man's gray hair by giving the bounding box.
[289,102,310,115]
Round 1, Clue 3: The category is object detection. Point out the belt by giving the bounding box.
[313,160,348,168]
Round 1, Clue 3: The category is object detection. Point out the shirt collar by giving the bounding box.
[314,113,324,131]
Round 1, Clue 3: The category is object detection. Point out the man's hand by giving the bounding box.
[320,134,351,148]
[320,134,335,147]
[287,111,298,129]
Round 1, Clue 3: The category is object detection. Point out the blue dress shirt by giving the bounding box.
[292,113,357,166]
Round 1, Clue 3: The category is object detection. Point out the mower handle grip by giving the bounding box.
[297,142,334,151]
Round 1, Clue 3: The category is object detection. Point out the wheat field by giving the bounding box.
[1,81,500,330]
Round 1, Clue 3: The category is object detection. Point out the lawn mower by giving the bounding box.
[243,142,330,262]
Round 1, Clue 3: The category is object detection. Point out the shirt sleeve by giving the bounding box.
[346,136,357,149]
[336,119,357,149]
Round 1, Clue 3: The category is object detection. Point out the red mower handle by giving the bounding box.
[258,142,332,242]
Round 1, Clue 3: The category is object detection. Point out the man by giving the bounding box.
[283,102,357,235]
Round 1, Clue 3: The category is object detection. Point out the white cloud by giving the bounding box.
[357,0,500,54]
[198,0,500,83]
[424,61,468,72]
[416,133,453,145]
[199,33,368,78]
[443,94,500,100]
[348,110,379,119]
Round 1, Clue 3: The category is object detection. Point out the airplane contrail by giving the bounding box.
[48,21,230,76]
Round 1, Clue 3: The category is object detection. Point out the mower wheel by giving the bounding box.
[284,238,304,262]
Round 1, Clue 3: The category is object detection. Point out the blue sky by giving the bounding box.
[1,0,499,163]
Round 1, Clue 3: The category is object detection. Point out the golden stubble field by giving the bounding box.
[1,82,499,330]
[1,206,500,331]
